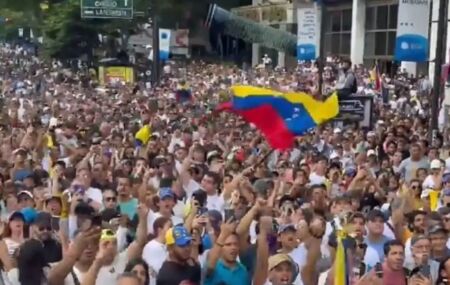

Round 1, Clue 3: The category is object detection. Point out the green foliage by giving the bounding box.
[0,0,250,59]
[42,0,150,59]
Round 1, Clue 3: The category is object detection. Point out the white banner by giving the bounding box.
[159,29,171,61]
[18,28,23,37]
[297,3,320,61]
[395,0,430,62]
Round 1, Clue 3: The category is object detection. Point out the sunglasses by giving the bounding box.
[357,243,367,249]
[39,226,52,232]
[105,197,117,202]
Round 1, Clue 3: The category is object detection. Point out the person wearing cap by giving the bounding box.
[17,190,34,209]
[398,143,430,183]
[266,254,298,285]
[156,225,201,285]
[428,224,450,262]
[366,149,379,177]
[147,187,182,235]
[277,224,298,254]
[365,209,392,261]
[0,211,26,257]
[252,216,301,285]
[404,234,439,284]
[54,205,148,285]
[422,159,444,190]
[30,212,62,263]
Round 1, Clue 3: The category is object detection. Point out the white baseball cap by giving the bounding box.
[430,159,442,169]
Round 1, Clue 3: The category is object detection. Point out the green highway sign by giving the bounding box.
[81,0,133,19]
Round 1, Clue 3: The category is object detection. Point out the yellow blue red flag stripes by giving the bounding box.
[334,230,350,285]
[218,85,339,149]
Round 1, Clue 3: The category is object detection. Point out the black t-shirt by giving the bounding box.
[156,260,201,285]
[42,239,63,263]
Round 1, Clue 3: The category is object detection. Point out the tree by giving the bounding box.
[41,0,149,59]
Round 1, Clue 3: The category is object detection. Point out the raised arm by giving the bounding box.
[205,219,236,276]
[253,216,272,285]
[126,205,148,261]
[48,227,101,285]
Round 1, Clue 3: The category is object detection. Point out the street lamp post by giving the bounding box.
[151,0,160,86]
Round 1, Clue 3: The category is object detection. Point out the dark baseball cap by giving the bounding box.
[428,224,447,235]
[33,212,52,228]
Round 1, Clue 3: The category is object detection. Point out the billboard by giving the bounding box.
[296,3,320,61]
[394,0,431,62]
[98,66,134,86]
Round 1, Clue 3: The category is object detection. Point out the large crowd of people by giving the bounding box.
[0,42,447,285]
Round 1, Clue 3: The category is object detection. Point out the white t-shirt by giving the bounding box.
[184,179,201,198]
[422,175,438,190]
[172,199,186,219]
[86,187,103,205]
[288,245,307,285]
[7,267,50,285]
[205,194,225,213]
[143,239,167,285]
[64,251,128,285]
[309,172,326,185]
[146,211,183,234]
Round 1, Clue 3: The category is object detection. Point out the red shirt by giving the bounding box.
[381,263,407,285]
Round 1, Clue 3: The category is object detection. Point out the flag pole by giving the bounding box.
[253,149,275,168]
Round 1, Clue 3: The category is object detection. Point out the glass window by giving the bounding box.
[387,31,396,55]
[331,33,340,54]
[331,11,341,32]
[376,6,388,30]
[341,33,351,55]
[366,7,376,30]
[389,4,398,29]
[342,9,352,31]
[365,32,375,56]
[375,32,387,55]
[324,34,333,54]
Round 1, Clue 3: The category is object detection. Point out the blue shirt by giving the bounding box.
[119,198,138,220]
[364,235,391,261]
[204,259,251,285]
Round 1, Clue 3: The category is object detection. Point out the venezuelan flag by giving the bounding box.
[176,83,192,103]
[135,125,152,146]
[218,85,339,149]
[334,230,350,285]
[370,64,381,91]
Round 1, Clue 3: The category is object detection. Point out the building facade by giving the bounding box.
[233,0,445,78]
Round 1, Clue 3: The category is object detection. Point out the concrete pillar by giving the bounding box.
[252,0,262,67]
[350,0,366,65]
[401,62,417,77]
[429,0,450,84]
[277,23,287,68]
[252,43,260,66]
